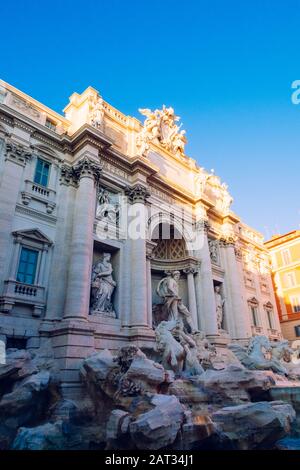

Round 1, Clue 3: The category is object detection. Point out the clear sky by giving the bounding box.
[1,0,300,239]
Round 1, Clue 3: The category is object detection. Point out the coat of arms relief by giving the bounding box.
[136,105,187,158]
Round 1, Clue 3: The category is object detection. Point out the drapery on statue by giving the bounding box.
[90,253,116,317]
[89,96,104,129]
[156,271,197,334]
[214,285,225,330]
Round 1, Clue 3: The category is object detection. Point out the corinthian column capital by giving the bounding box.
[183,267,198,275]
[220,234,237,247]
[125,184,150,204]
[73,156,102,184]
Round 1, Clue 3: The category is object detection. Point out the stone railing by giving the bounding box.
[0,280,46,317]
[102,101,128,125]
[21,180,56,214]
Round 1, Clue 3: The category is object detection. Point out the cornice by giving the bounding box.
[0,112,14,128]
[15,204,57,225]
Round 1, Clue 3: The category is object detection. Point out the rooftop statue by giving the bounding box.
[137,105,187,157]
[89,95,104,130]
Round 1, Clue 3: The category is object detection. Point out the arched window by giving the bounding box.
[152,223,187,260]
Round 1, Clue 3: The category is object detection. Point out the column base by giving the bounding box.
[121,325,156,348]
[208,331,231,348]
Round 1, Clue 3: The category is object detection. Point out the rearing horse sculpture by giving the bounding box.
[229,335,288,376]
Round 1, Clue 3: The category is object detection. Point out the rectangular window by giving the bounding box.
[34,158,50,187]
[6,337,27,350]
[281,249,291,266]
[290,296,300,313]
[251,306,259,327]
[266,310,273,329]
[295,326,300,338]
[17,247,38,285]
[45,118,56,131]
[285,272,296,288]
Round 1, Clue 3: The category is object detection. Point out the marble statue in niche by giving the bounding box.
[156,271,196,334]
[90,253,116,317]
[214,285,225,331]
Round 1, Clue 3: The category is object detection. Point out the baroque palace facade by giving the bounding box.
[0,80,281,395]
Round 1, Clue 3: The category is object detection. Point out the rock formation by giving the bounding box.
[1,333,300,450]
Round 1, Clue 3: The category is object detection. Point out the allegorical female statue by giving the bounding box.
[214,285,225,330]
[90,253,116,317]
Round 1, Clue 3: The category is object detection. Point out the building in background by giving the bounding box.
[265,231,300,341]
[0,80,282,395]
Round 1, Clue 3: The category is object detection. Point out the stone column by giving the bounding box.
[45,166,77,321]
[194,267,203,330]
[221,236,252,340]
[146,241,157,329]
[64,157,102,320]
[0,143,32,291]
[125,184,150,328]
[195,220,219,337]
[184,267,198,330]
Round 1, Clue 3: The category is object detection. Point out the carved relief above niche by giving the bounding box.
[208,239,220,265]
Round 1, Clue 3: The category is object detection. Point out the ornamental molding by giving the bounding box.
[124,184,151,204]
[263,301,273,311]
[15,204,57,225]
[9,94,41,119]
[0,113,14,128]
[60,164,77,186]
[32,131,65,151]
[13,118,36,135]
[5,141,32,166]
[247,296,259,307]
[12,228,53,246]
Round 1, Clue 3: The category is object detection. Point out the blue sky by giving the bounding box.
[1,0,300,238]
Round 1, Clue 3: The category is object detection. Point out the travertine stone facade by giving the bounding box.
[0,80,282,395]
